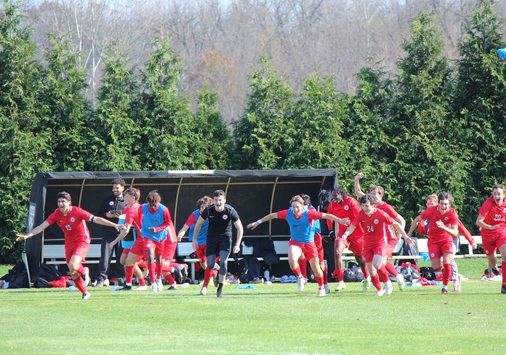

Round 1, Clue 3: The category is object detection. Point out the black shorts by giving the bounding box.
[206,237,231,257]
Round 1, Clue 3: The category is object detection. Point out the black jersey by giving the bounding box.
[201,204,239,239]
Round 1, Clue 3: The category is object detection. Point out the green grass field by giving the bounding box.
[0,258,503,355]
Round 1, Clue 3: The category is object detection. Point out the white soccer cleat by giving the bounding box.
[396,274,405,291]
[335,281,346,291]
[297,277,305,292]
[453,274,461,292]
[375,288,385,297]
[135,285,147,291]
[385,281,393,295]
[82,291,91,300]
[317,288,326,297]
[200,286,207,295]
[156,278,163,292]
[151,283,158,292]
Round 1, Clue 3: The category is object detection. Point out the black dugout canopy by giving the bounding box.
[24,169,337,276]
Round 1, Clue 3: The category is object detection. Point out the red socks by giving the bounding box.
[443,263,452,286]
[336,269,344,282]
[299,259,308,278]
[73,275,86,293]
[292,267,303,279]
[164,273,176,285]
[371,274,381,290]
[384,262,398,277]
[125,265,134,284]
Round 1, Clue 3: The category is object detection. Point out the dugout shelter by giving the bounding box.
[24,169,337,279]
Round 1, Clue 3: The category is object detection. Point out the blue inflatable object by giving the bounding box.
[497,48,506,60]
[420,252,430,262]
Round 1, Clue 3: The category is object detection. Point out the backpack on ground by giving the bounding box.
[239,256,261,283]
[419,267,436,280]
[33,276,53,288]
[0,262,29,288]
[39,263,65,282]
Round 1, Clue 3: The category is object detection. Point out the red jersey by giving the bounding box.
[376,201,399,219]
[46,206,93,245]
[419,205,458,243]
[377,201,400,241]
[478,196,506,238]
[124,202,142,237]
[418,216,474,244]
[326,196,364,238]
[351,208,394,249]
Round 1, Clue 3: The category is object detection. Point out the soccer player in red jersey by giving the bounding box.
[326,187,370,292]
[160,223,183,290]
[417,194,476,292]
[407,192,459,294]
[342,194,413,296]
[139,190,175,292]
[475,184,506,294]
[298,194,330,293]
[248,195,349,297]
[16,191,121,300]
[355,173,407,291]
[110,187,148,291]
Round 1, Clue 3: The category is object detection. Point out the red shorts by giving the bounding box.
[145,239,164,256]
[482,233,506,256]
[195,244,207,262]
[428,239,453,260]
[363,244,386,263]
[314,233,324,261]
[289,240,318,261]
[385,235,398,257]
[65,241,89,264]
[128,237,145,257]
[163,240,178,261]
[340,236,364,256]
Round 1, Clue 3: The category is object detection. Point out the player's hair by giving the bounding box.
[125,187,140,200]
[290,195,305,205]
[146,190,161,205]
[197,196,212,208]
[112,178,126,187]
[213,189,226,198]
[56,191,71,202]
[438,191,454,204]
[369,185,384,197]
[426,194,438,202]
[332,187,347,199]
[492,184,505,192]
[359,194,376,205]
[299,193,311,206]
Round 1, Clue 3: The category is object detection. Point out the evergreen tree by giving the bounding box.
[139,37,201,170]
[40,34,93,172]
[93,45,142,171]
[390,10,468,220]
[454,0,506,225]
[233,57,294,169]
[284,73,347,171]
[0,1,50,262]
[194,86,235,169]
[342,66,396,193]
